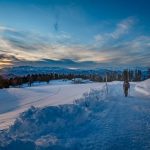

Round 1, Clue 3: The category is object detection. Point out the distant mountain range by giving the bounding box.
[0,66,114,77]
[0,66,149,79]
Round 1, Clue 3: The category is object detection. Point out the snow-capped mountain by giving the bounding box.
[0,66,149,78]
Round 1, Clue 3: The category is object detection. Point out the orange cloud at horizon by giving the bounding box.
[0,60,13,69]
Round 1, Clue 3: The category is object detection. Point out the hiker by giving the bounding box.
[123,80,130,97]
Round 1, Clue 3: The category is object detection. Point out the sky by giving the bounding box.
[0,0,150,69]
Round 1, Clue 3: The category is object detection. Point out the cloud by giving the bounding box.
[0,26,15,33]
[91,17,150,66]
[94,17,136,46]
[0,54,19,68]
[94,35,150,66]
[0,26,107,63]
[110,17,135,39]
[0,16,149,69]
[0,54,18,60]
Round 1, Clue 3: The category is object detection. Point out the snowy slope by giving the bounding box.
[0,80,150,130]
[135,79,150,96]
[0,80,104,129]
[0,80,150,149]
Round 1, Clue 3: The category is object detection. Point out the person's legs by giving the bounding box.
[124,88,128,97]
[125,90,128,97]
[124,89,126,97]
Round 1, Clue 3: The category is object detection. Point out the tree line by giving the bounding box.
[0,69,148,89]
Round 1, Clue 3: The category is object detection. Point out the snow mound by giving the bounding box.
[0,89,107,150]
[135,79,150,96]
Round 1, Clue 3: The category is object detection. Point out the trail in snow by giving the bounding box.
[86,82,150,149]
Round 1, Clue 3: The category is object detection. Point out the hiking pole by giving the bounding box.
[129,86,130,96]
[128,68,130,97]
[105,73,108,95]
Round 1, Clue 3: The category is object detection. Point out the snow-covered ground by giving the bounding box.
[135,79,150,96]
[0,80,102,129]
[0,79,150,149]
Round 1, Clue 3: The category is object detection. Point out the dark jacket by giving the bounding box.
[123,82,130,90]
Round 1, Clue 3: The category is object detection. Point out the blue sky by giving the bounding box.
[0,0,149,69]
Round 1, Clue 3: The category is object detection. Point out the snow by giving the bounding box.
[0,79,150,149]
[0,80,103,129]
[135,79,150,96]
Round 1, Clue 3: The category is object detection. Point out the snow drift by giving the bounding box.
[0,89,108,150]
[135,79,150,96]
